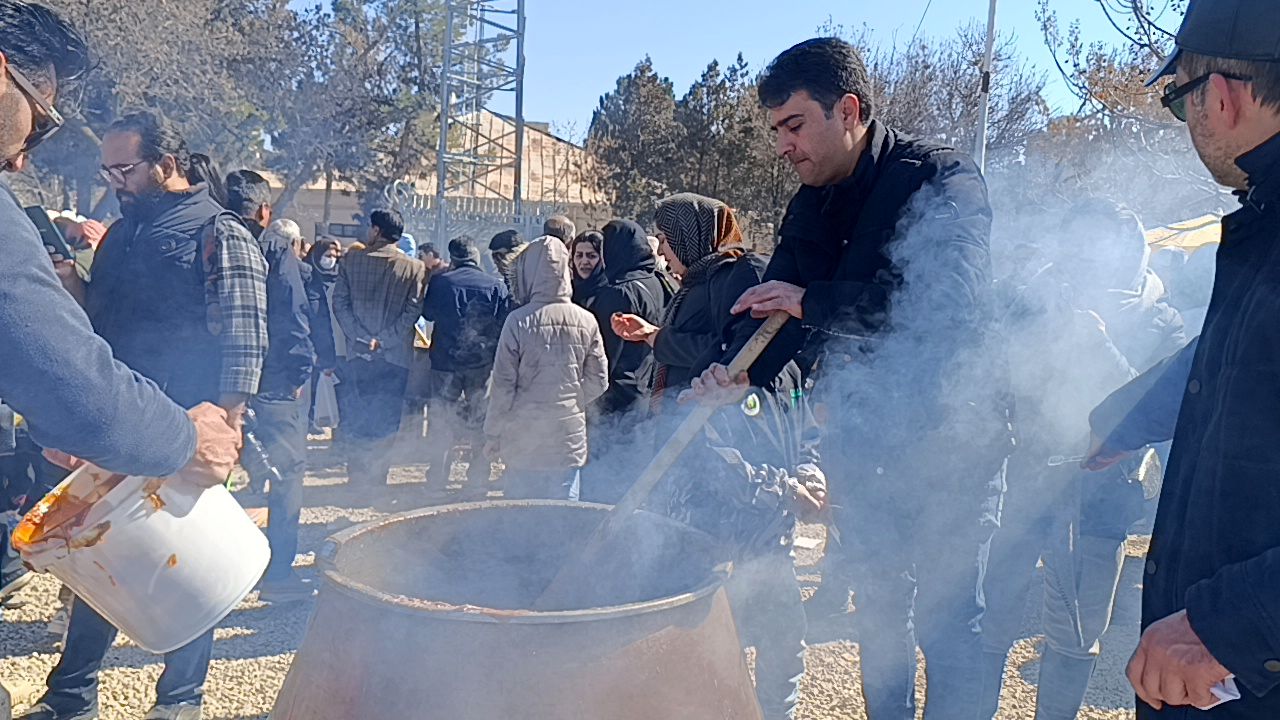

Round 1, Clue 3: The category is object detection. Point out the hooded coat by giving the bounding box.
[485,237,609,471]
[591,219,670,416]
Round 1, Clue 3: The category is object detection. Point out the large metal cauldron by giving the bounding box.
[270,500,763,720]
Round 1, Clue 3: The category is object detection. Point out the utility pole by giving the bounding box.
[974,0,998,173]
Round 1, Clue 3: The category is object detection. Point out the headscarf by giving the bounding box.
[650,193,746,407]
[307,237,342,285]
[653,193,745,325]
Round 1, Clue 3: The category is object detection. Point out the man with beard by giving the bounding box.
[1099,2,1280,715]
[688,38,1011,718]
[27,111,268,720]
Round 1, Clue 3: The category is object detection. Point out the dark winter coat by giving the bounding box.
[304,260,340,371]
[651,253,768,412]
[1117,132,1280,719]
[718,120,1012,514]
[421,261,510,372]
[248,221,314,396]
[591,220,670,416]
[87,187,233,407]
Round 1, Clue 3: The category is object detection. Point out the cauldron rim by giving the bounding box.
[315,499,731,625]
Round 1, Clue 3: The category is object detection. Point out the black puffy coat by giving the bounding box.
[651,253,768,413]
[591,220,670,416]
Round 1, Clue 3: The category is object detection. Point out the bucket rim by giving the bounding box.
[316,499,732,624]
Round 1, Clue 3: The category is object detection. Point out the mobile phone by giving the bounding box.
[24,205,74,259]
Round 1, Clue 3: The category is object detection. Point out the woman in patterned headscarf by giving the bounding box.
[611,192,765,416]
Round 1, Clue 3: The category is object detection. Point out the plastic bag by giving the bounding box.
[313,373,340,429]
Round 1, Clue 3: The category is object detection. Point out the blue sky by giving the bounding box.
[293,1,1184,137]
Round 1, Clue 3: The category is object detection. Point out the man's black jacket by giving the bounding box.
[1131,132,1280,718]
[721,121,1012,495]
[245,220,314,396]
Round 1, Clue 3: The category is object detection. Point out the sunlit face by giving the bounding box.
[656,231,687,277]
[572,242,600,280]
[100,131,163,212]
[768,90,863,187]
[1181,68,1250,190]
[0,60,56,173]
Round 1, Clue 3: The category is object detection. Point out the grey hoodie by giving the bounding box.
[485,237,609,470]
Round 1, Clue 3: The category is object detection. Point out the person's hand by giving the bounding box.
[175,403,243,488]
[730,281,805,319]
[611,313,660,345]
[43,449,86,472]
[1127,609,1230,710]
[369,338,381,353]
[50,254,87,306]
[218,394,249,434]
[1083,432,1132,471]
[792,463,829,521]
[79,220,107,251]
[678,363,751,407]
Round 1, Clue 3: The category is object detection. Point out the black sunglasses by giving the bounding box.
[1161,72,1253,122]
[7,64,64,152]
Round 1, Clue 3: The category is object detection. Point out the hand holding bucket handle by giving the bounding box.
[534,312,791,610]
[177,403,244,489]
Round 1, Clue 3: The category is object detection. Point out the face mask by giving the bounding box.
[319,256,338,271]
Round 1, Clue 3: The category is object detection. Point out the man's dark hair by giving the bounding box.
[489,229,522,251]
[107,111,228,206]
[225,169,271,219]
[571,230,603,254]
[1180,52,1280,113]
[449,234,478,260]
[543,215,576,244]
[418,241,440,259]
[758,37,874,122]
[369,208,404,242]
[0,1,91,87]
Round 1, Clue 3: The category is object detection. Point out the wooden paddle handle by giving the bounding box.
[608,311,790,518]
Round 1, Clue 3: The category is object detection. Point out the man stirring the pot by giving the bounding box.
[686,38,1012,719]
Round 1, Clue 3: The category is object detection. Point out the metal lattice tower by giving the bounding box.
[435,0,527,246]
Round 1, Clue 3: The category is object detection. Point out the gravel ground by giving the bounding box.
[1,437,1145,720]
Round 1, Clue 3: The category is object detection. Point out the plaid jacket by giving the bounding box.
[202,213,269,397]
[333,242,426,368]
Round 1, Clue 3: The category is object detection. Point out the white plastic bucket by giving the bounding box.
[19,468,270,653]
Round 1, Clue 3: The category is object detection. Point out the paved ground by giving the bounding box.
[0,438,1144,719]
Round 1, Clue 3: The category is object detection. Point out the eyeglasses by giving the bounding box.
[1161,72,1253,122]
[6,64,64,153]
[98,160,149,185]
[0,64,65,172]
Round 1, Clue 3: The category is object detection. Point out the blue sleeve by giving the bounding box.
[1089,337,1198,452]
[0,191,196,476]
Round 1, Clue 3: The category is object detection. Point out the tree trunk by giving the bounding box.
[322,167,334,227]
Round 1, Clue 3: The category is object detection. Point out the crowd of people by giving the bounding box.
[2,0,1280,719]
